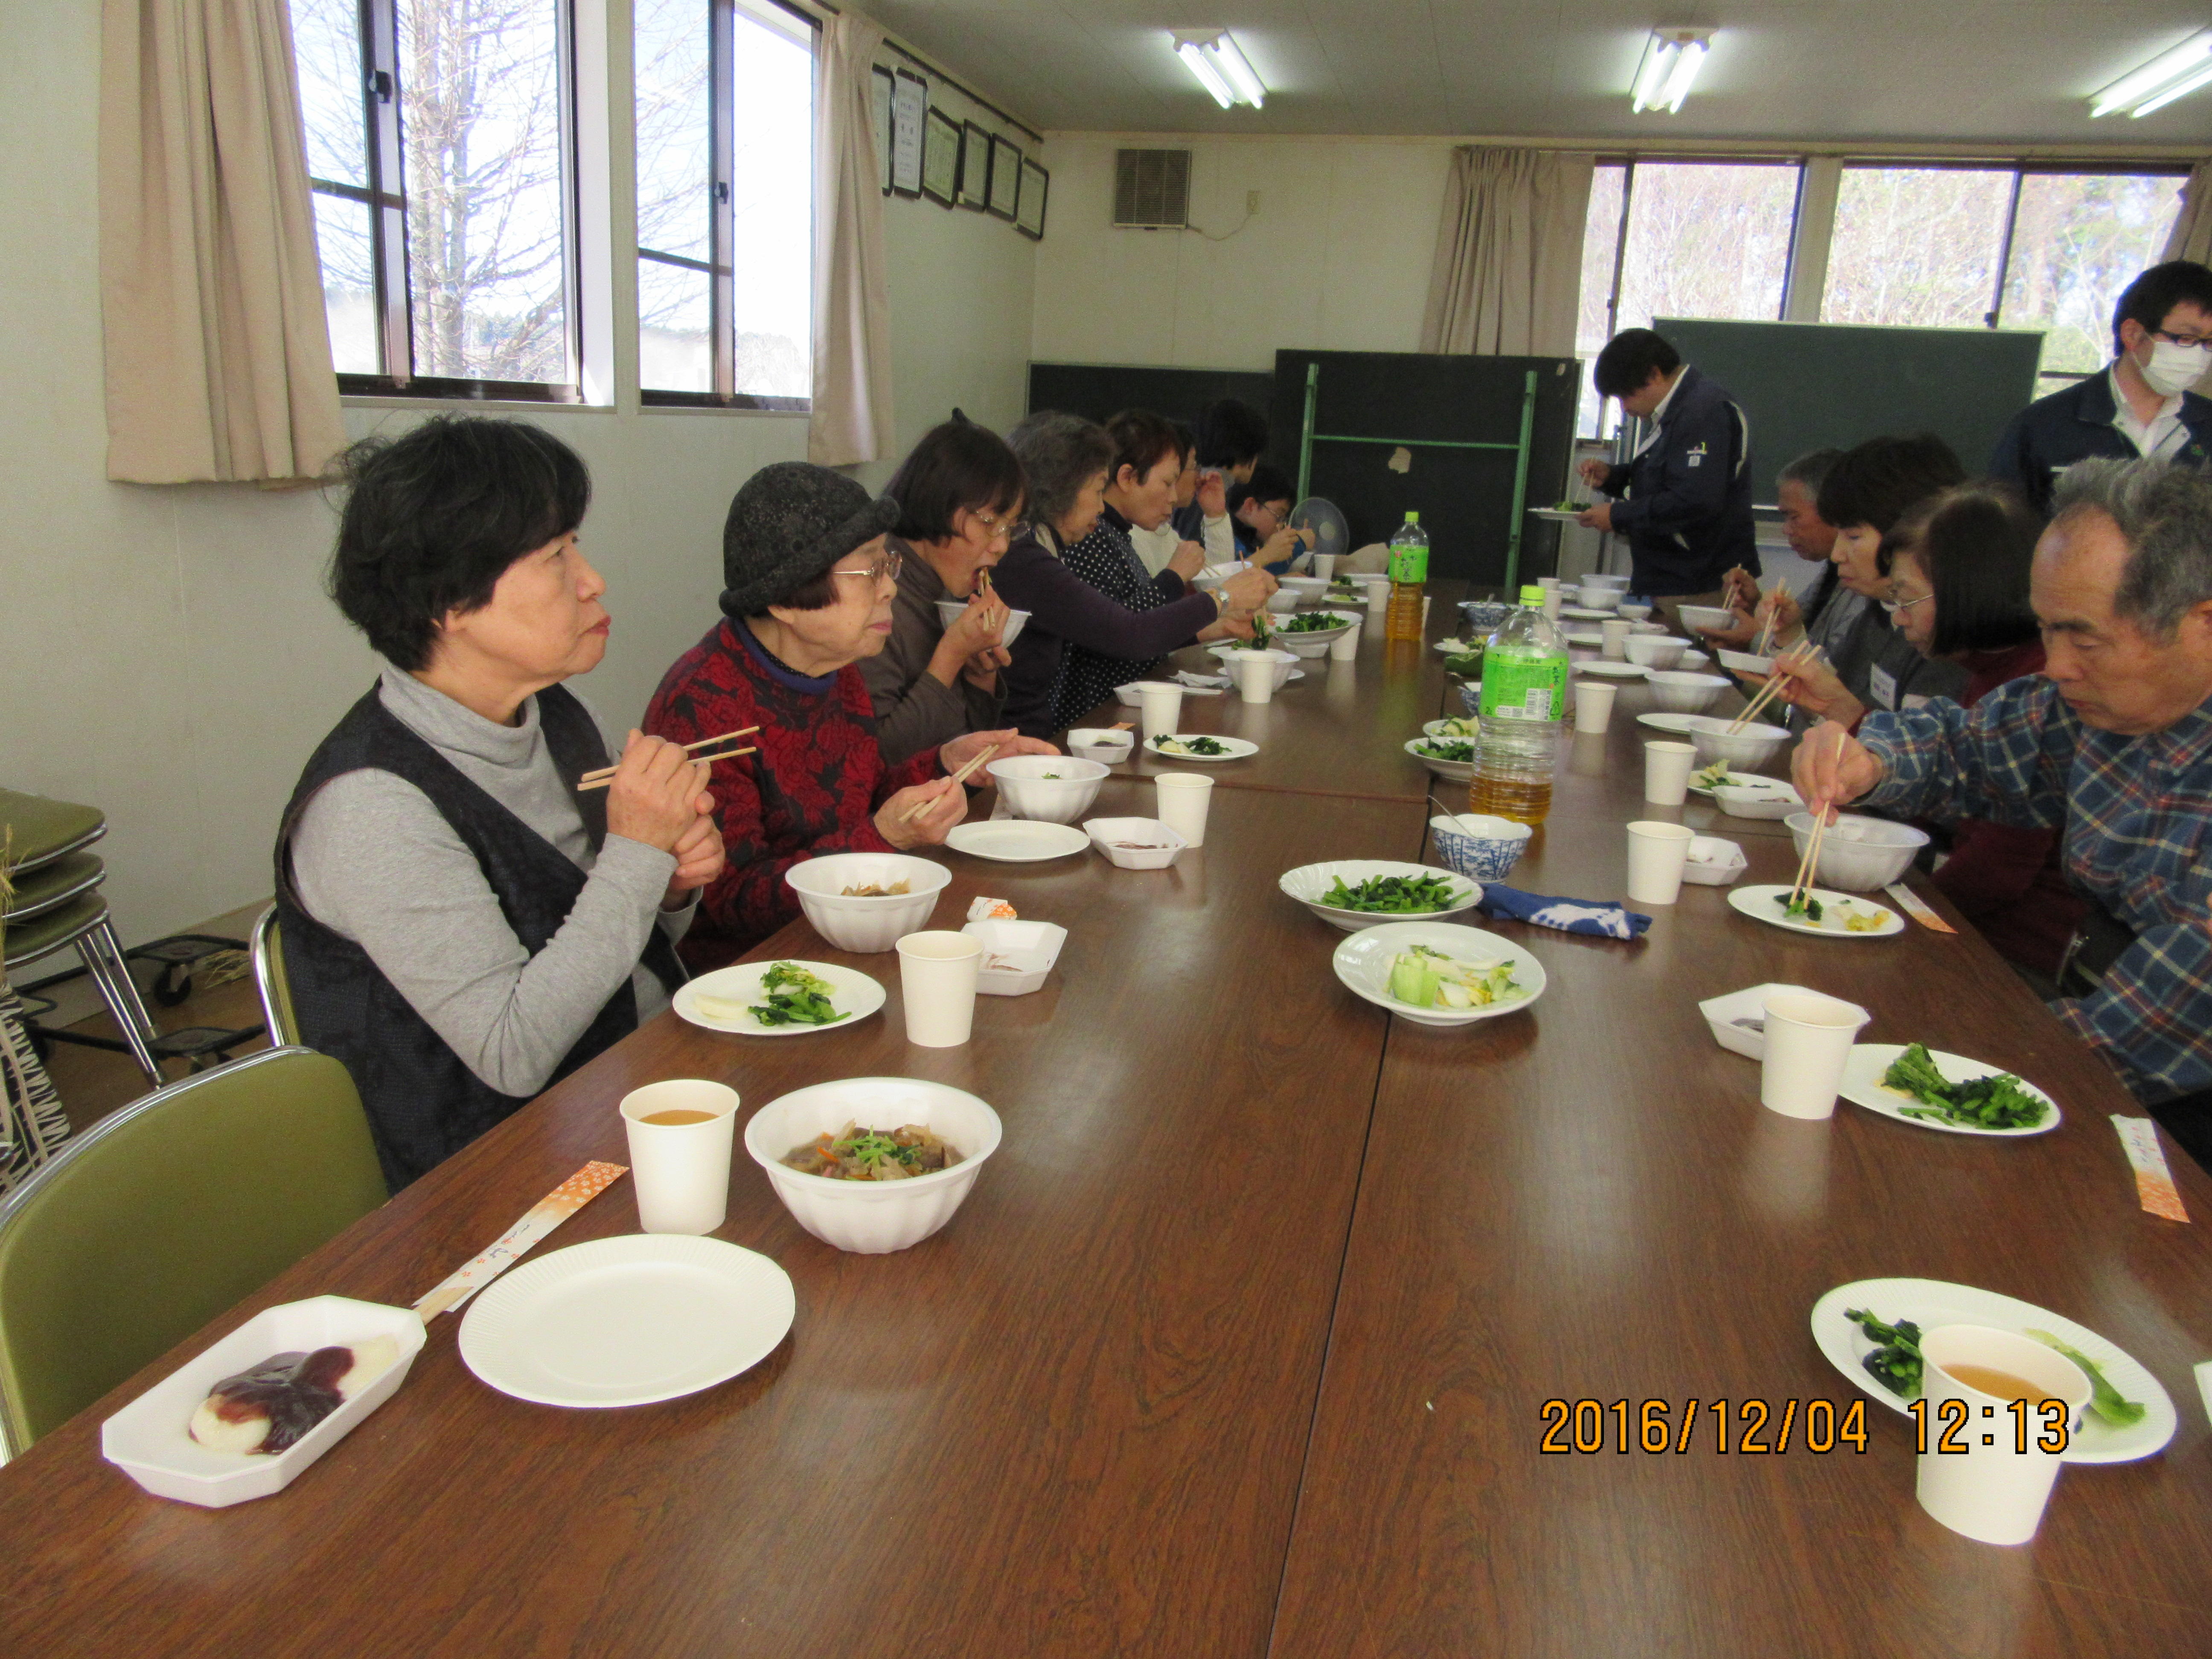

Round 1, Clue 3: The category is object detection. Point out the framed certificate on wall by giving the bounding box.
[921,107,961,207]
[889,68,926,198]
[1015,158,1048,240]
[870,67,894,195]
[987,134,1022,222]
[956,120,991,210]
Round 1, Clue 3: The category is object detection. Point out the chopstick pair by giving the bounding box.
[1730,640,1823,732]
[899,742,998,824]
[1750,581,1783,656]
[1789,727,1847,907]
[577,728,759,792]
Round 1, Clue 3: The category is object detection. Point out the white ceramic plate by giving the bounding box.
[1563,630,1607,647]
[1728,883,1904,939]
[459,1235,795,1409]
[672,960,885,1037]
[1530,506,1583,521]
[1837,1044,2062,1138]
[944,821,1091,862]
[1280,860,1483,932]
[1559,605,1616,620]
[1404,737,1476,782]
[1144,734,1258,763]
[1809,1277,2177,1464]
[1637,711,1705,734]
[1432,638,1481,655]
[1575,661,1648,679]
[1331,919,1546,1027]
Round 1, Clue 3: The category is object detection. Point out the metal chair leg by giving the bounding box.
[76,919,163,1088]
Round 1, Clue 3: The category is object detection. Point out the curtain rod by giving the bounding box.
[772,0,1046,146]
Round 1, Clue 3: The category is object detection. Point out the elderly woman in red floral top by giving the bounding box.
[646,462,1054,970]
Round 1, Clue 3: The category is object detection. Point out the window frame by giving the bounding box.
[637,0,816,413]
[308,0,589,402]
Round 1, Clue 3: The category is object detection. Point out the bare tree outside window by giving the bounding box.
[636,0,713,392]
[293,0,380,373]
[1824,168,2014,330]
[2000,174,2184,385]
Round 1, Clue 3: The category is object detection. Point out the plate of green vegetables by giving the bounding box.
[1838,1042,2060,1137]
[1278,859,1483,932]
[1809,1277,2176,1463]
[674,959,885,1037]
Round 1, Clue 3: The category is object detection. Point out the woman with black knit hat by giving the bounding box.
[645,460,1053,972]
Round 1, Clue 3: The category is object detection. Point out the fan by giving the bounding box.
[1286,498,1350,573]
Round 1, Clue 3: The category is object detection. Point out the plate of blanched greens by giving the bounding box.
[1809,1278,2176,1463]
[1332,920,1545,1027]
[1403,736,1476,782]
[1837,1042,2061,1137]
[1278,860,1483,932]
[673,960,885,1037]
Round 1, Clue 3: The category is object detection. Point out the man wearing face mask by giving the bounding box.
[1988,260,2212,517]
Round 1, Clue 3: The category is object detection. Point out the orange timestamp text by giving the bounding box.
[1539,1397,1871,1454]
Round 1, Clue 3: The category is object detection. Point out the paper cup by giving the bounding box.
[1758,990,1871,1119]
[1234,653,1275,704]
[1574,679,1617,735]
[1132,681,1183,744]
[1916,1324,2093,1545]
[1644,740,1696,805]
[896,930,984,1047]
[1154,772,1214,847]
[620,1079,740,1235]
[1310,553,1336,581]
[1624,821,1694,905]
[1601,618,1631,661]
[1542,588,1564,622]
[1329,619,1362,661]
[1364,584,1388,620]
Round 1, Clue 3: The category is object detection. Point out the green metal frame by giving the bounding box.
[1295,361,1542,591]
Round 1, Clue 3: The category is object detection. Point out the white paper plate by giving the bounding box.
[1637,711,1705,733]
[1727,883,1904,938]
[460,1235,795,1408]
[1838,1044,2062,1138]
[1404,737,1476,782]
[1144,734,1258,763]
[1809,1277,2177,1464]
[1529,506,1583,521]
[673,960,885,1036]
[1432,638,1483,655]
[1559,605,1616,620]
[1575,661,1648,679]
[1280,860,1483,932]
[1563,630,1607,647]
[1331,919,1546,1027]
[943,821,1091,862]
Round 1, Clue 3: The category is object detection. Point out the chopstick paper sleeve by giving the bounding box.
[414,1161,629,1318]
[2111,1117,2189,1223]
[1883,882,1958,934]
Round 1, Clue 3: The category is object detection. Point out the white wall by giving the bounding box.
[1030,135,1454,371]
[0,0,1032,949]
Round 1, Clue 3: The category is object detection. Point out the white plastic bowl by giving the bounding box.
[1587,573,1632,588]
[1616,601,1653,621]
[1688,716,1791,771]
[1265,588,1302,614]
[101,1296,426,1508]
[932,599,1030,646]
[1717,648,1775,677]
[963,918,1067,995]
[1575,584,1621,611]
[1677,649,1711,672]
[1678,604,1738,634]
[745,1077,1001,1254]
[1277,575,1328,603]
[1645,670,1731,713]
[1715,778,1804,820]
[1279,859,1482,932]
[1679,835,1749,886]
[1784,812,1930,891]
[785,853,950,952]
[1623,634,1685,670]
[1209,645,1298,687]
[1112,683,1144,707]
[986,755,1109,824]
[1066,727,1136,764]
[1083,815,1187,869]
[1267,613,1358,658]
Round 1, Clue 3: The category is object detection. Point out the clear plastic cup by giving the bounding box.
[1154,773,1214,847]
[1758,990,1871,1119]
[1644,740,1696,805]
[1624,820,1694,905]
[896,930,984,1047]
[620,1079,741,1234]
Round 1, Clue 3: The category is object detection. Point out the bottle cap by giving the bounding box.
[1404,511,1420,524]
[1519,585,1544,603]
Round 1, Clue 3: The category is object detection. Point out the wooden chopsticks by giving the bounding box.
[1729,640,1822,732]
[1789,727,1845,907]
[577,727,758,792]
[1750,581,1782,656]
[900,742,998,824]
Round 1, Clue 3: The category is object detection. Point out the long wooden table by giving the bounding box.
[4,593,2209,1659]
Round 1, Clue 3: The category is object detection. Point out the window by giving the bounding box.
[1821,165,2183,390]
[636,0,814,407]
[1574,160,1801,434]
[291,0,580,398]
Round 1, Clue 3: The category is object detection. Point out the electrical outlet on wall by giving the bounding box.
[1247,190,1260,215]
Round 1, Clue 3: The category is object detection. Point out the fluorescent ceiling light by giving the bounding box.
[2092,34,2212,116]
[1172,30,1266,109]
[1630,28,1713,114]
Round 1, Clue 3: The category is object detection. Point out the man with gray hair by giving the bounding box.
[1794,456,2212,1168]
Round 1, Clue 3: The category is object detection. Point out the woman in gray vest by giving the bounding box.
[276,416,723,1190]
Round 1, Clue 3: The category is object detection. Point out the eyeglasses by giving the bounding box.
[1880,589,1933,618]
[830,549,903,585]
[966,507,1028,543]
[2153,329,2212,349]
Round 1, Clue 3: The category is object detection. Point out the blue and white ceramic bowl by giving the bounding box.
[1459,600,1511,634]
[1429,813,1532,883]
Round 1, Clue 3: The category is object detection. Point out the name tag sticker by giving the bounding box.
[1869,664,1899,709]
[1687,454,1702,467]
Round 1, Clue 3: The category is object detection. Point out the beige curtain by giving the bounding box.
[99,0,345,484]
[1420,147,1596,358]
[809,14,895,468]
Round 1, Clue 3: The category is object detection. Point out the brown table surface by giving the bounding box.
[6,594,2210,1659]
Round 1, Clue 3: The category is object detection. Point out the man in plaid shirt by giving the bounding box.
[1795,457,2212,1170]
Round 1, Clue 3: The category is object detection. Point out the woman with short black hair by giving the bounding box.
[280,415,724,1190]
[1226,462,1304,571]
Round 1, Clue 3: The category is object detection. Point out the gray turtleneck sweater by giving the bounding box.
[291,666,690,1097]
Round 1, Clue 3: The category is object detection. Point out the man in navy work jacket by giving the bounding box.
[1577,328,1758,630]
[1988,259,2212,518]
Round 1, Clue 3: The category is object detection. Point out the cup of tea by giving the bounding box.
[1915,1324,2093,1545]
[619,1078,741,1234]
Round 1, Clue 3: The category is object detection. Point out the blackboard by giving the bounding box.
[1656,318,2045,502]
[1266,349,1582,587]
[1025,362,1276,430]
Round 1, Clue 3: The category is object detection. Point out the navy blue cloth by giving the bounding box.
[1985,369,2212,518]
[1478,885,1651,939]
[1596,364,1759,597]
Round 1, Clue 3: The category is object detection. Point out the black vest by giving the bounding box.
[274,683,682,1191]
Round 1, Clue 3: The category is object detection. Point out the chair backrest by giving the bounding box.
[250,905,298,1048]
[0,1047,386,1454]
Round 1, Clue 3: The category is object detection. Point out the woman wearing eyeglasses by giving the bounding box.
[645,462,1053,971]
[861,416,1029,767]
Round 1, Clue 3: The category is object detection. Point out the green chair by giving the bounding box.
[0,1047,387,1455]
[3,890,163,1087]
[249,906,298,1048]
[0,789,106,874]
